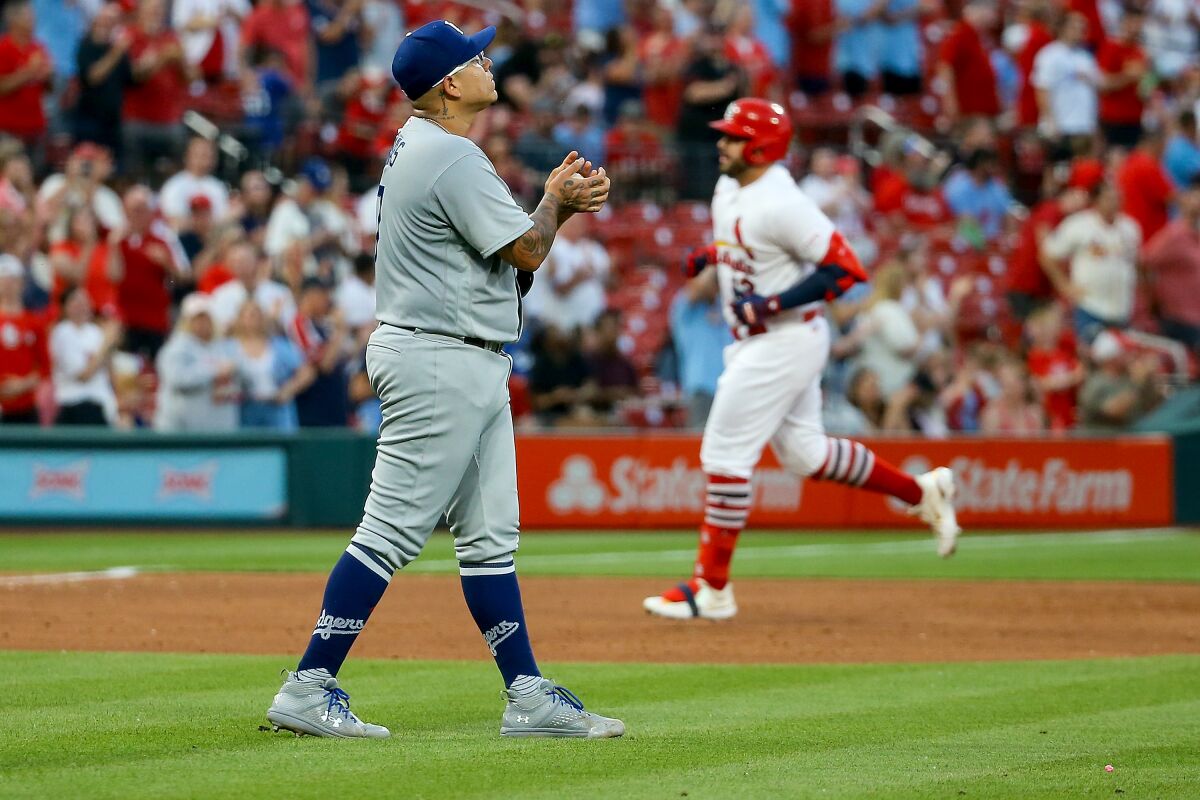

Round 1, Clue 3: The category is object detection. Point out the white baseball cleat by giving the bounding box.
[643,578,738,620]
[911,467,961,558]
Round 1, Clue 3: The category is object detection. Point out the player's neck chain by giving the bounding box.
[416,115,453,135]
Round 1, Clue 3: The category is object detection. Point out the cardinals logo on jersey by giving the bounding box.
[732,218,755,260]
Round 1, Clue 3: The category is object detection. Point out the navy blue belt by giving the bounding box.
[387,324,504,353]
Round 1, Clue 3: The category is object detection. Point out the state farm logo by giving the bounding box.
[158,462,217,501]
[548,455,801,515]
[29,461,89,500]
[549,456,606,513]
[898,455,1133,515]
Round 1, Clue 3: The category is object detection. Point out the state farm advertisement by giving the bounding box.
[515,435,1173,529]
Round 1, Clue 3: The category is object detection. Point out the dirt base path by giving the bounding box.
[4,573,1199,663]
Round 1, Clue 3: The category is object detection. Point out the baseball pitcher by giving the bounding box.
[643,99,961,621]
[267,21,622,739]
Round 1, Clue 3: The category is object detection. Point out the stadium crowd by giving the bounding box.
[0,0,1197,435]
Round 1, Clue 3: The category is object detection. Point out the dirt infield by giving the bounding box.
[5,572,1200,663]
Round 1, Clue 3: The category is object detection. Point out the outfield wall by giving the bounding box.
[0,428,1190,529]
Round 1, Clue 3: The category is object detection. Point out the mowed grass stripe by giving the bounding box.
[2,652,1199,799]
[2,528,1199,582]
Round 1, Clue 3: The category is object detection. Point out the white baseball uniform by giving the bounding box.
[700,164,852,481]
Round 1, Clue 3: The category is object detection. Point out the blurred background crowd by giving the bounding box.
[0,0,1198,435]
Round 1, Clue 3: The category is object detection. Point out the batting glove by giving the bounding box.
[683,244,717,278]
[730,293,781,326]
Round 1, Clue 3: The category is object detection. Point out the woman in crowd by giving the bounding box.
[154,293,238,432]
[850,263,921,397]
[981,357,1046,434]
[50,287,121,425]
[228,300,313,430]
[48,205,116,318]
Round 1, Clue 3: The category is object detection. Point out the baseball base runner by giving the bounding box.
[266,20,623,739]
[643,98,961,622]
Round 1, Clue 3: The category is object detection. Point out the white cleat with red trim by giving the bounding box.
[643,578,738,620]
[911,467,961,558]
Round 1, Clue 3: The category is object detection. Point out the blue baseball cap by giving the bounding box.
[391,20,496,100]
[299,157,332,192]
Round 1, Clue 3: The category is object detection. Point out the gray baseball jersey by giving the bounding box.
[351,115,534,573]
[374,116,533,342]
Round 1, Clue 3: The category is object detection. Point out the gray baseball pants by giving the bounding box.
[350,324,520,569]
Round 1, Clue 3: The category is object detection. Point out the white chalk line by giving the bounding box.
[0,566,141,587]
[406,528,1193,572]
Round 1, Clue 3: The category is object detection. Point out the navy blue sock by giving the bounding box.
[459,559,540,686]
[297,543,392,675]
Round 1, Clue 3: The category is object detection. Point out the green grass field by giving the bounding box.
[4,528,1200,799]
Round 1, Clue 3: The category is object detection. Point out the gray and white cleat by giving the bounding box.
[500,678,625,739]
[266,669,390,739]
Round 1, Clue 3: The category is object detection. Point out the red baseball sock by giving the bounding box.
[813,438,922,506]
[662,474,750,599]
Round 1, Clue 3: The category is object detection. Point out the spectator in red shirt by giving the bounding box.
[1141,177,1200,351]
[1014,2,1055,129]
[1066,0,1106,51]
[604,99,668,203]
[937,1,1000,126]
[724,6,776,98]
[874,140,954,232]
[124,0,195,181]
[789,0,836,95]
[240,0,311,89]
[1097,9,1148,148]
[0,254,48,424]
[637,5,687,130]
[107,186,187,360]
[1116,129,1175,243]
[0,1,53,153]
[1025,302,1083,432]
[48,206,118,321]
[335,67,396,189]
[1007,165,1092,318]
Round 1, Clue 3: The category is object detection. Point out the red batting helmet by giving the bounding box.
[708,98,793,165]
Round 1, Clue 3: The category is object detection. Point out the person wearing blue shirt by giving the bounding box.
[574,0,625,36]
[33,0,89,79]
[1164,110,1200,188]
[307,0,362,87]
[553,104,606,167]
[670,269,733,429]
[943,149,1014,241]
[835,0,884,96]
[880,0,922,94]
[241,49,292,160]
[752,0,791,68]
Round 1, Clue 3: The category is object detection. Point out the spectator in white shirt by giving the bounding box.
[848,263,921,397]
[35,143,126,243]
[524,213,611,332]
[171,0,249,82]
[799,148,876,266]
[50,287,121,425]
[265,157,356,280]
[1033,12,1100,152]
[1144,0,1200,80]
[209,241,296,334]
[159,137,230,227]
[335,253,376,331]
[1041,182,1142,343]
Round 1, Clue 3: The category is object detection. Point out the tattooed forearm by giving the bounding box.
[500,194,563,270]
